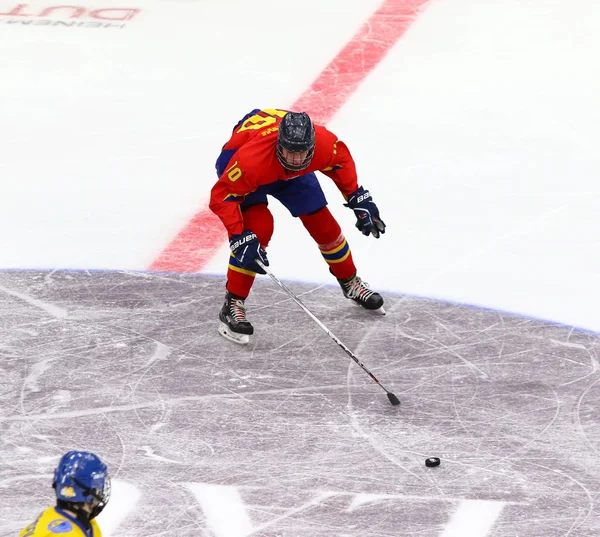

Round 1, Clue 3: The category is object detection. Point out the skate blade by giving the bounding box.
[218,323,250,345]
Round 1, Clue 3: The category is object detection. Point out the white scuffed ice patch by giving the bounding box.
[23,358,55,393]
[51,390,72,404]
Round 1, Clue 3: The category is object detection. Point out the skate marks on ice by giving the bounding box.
[0,271,599,537]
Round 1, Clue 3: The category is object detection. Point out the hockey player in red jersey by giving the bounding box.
[209,108,386,344]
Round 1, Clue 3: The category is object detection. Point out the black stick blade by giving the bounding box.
[387,392,401,406]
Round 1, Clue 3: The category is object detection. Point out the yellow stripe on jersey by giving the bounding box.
[228,264,257,276]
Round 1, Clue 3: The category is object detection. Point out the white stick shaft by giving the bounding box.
[255,260,392,393]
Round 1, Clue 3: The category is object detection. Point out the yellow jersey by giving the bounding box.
[20,507,102,537]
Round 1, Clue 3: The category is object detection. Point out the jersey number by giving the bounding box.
[227,161,242,182]
[236,109,287,133]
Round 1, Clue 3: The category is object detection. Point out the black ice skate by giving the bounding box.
[337,274,385,314]
[218,291,254,345]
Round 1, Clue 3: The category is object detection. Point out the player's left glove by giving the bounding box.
[345,186,386,238]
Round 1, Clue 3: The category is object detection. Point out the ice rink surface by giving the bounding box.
[1,272,599,536]
[1,0,600,535]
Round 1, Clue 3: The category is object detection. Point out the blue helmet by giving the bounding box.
[53,451,110,507]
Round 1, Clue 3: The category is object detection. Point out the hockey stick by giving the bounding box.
[255,259,400,406]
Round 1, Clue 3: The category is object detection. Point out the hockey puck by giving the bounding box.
[425,457,441,467]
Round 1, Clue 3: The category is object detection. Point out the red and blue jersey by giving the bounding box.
[209,108,359,237]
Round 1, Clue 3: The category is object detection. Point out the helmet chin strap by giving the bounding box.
[54,477,108,523]
[277,148,314,172]
[283,161,310,172]
[73,478,108,520]
[56,499,93,528]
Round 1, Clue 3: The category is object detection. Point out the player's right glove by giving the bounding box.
[345,186,386,238]
[229,230,269,274]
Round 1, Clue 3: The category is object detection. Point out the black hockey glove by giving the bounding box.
[229,230,269,274]
[345,186,386,238]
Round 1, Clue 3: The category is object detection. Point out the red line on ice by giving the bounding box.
[148,0,428,273]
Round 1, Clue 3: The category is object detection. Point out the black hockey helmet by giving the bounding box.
[276,112,315,171]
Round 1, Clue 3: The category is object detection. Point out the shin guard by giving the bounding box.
[299,207,356,280]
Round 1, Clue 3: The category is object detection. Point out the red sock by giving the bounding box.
[226,204,274,299]
[299,207,356,280]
